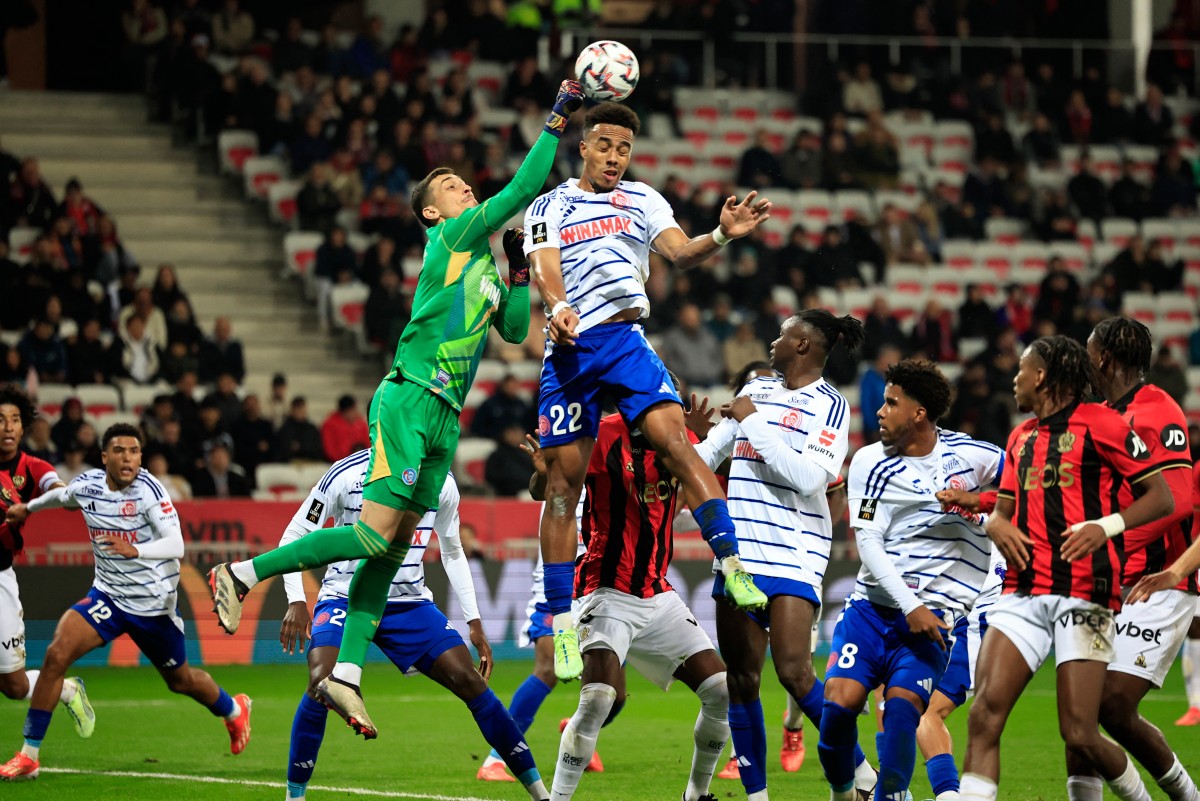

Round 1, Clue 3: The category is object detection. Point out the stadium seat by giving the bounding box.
[1100,217,1138,247]
[1122,292,1158,323]
[268,180,301,227]
[74,384,122,416]
[1123,144,1158,183]
[1075,218,1098,251]
[121,383,168,414]
[454,437,497,488]
[941,240,978,269]
[34,383,75,414]
[91,411,140,434]
[1048,241,1088,272]
[976,244,1013,276]
[984,217,1025,244]
[255,464,304,497]
[1178,219,1200,248]
[295,462,333,492]
[1141,218,1179,250]
[833,190,874,223]
[874,190,919,217]
[218,129,259,175]
[771,286,799,317]
[1159,294,1196,323]
[284,231,323,277]
[330,283,370,330]
[934,120,973,150]
[242,155,285,200]
[7,226,39,264]
[1013,243,1048,273]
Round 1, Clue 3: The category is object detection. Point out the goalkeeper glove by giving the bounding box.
[545,80,585,137]
[503,228,530,287]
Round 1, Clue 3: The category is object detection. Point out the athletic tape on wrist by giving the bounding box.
[711,226,730,246]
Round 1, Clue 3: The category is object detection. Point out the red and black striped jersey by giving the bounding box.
[575,415,695,599]
[997,402,1161,610]
[0,450,61,570]
[1107,383,1195,592]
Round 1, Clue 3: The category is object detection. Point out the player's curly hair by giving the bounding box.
[0,384,35,428]
[884,360,952,423]
[411,166,455,229]
[730,361,772,394]
[1091,316,1153,375]
[584,102,641,136]
[101,423,143,450]
[793,309,865,357]
[1028,335,1099,405]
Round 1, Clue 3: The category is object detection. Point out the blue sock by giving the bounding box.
[23,709,52,747]
[207,687,235,718]
[695,499,739,560]
[876,730,885,761]
[800,678,870,770]
[818,701,859,792]
[879,697,922,799]
[926,752,960,796]
[489,674,552,760]
[469,689,540,786]
[287,694,328,787]
[543,562,575,616]
[728,700,767,794]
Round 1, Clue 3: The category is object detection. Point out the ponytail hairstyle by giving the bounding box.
[792,309,865,359]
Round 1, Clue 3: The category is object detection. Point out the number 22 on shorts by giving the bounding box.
[549,403,582,435]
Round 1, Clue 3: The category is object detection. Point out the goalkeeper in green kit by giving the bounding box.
[207,80,587,740]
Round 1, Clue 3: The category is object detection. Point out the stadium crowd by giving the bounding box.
[4,0,1200,497]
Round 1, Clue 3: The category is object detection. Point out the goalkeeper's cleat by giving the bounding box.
[559,718,603,771]
[225,693,253,754]
[724,569,768,611]
[316,676,377,739]
[717,757,740,779]
[62,676,95,739]
[1176,706,1200,726]
[208,563,248,634]
[553,627,583,682]
[476,759,515,782]
[0,752,38,781]
[781,716,804,772]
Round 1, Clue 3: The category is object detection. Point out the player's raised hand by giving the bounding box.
[1060,521,1109,563]
[1126,568,1184,604]
[469,619,494,682]
[906,605,950,650]
[95,534,138,558]
[280,600,312,655]
[521,433,546,478]
[548,304,581,346]
[684,393,715,438]
[717,191,772,241]
[722,395,758,423]
[986,517,1031,572]
[5,503,28,525]
[545,80,586,137]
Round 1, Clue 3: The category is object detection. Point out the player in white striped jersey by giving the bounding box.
[0,424,250,782]
[818,361,1003,801]
[277,451,550,801]
[479,435,597,782]
[689,311,876,801]
[524,101,772,682]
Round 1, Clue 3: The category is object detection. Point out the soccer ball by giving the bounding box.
[575,40,640,102]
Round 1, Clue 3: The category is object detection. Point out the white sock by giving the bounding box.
[831,791,855,801]
[230,560,259,589]
[936,792,962,801]
[19,742,38,760]
[748,791,769,801]
[59,677,77,704]
[524,778,548,801]
[1108,756,1152,801]
[551,683,616,801]
[1066,775,1104,801]
[855,757,879,790]
[552,612,575,632]
[960,772,998,801]
[22,670,37,701]
[783,691,804,730]
[685,673,729,801]
[1157,755,1200,801]
[482,753,505,768]
[331,662,362,685]
[1185,640,1200,709]
[225,697,242,721]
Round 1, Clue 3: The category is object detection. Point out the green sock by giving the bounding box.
[250,522,391,581]
[338,537,411,667]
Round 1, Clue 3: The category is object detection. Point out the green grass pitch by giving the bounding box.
[1,660,1198,800]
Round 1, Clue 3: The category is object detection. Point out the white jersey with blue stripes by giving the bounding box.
[523,178,680,335]
[847,429,1005,615]
[279,450,461,605]
[695,374,851,588]
[65,468,181,616]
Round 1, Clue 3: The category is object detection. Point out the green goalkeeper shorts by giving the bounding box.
[362,378,459,513]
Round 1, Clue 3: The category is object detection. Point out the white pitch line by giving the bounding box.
[40,768,501,801]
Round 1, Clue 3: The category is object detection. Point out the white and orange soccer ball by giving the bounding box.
[574,40,640,102]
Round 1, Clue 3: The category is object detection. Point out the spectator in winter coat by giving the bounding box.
[485,425,536,497]
[19,319,69,383]
[211,0,254,55]
[276,397,324,461]
[471,375,533,442]
[191,439,251,498]
[110,315,161,385]
[321,395,369,462]
[198,317,245,383]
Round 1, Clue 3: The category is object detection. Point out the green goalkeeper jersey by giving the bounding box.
[387,131,558,412]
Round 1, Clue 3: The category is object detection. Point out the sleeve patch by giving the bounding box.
[1126,430,1152,461]
[531,221,547,244]
[305,499,326,524]
[857,498,877,521]
[1161,423,1189,453]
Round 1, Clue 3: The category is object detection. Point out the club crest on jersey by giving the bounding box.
[119,501,136,517]
[626,459,635,473]
[0,487,9,502]
[948,474,969,491]
[402,468,418,486]
[1057,431,1077,453]
[314,611,331,626]
[538,415,551,436]
[608,189,631,209]
[11,475,24,490]
[779,410,801,431]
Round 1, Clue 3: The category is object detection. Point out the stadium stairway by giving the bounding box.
[0,91,380,413]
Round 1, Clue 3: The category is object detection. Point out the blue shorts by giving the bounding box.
[711,574,821,630]
[71,586,186,671]
[309,598,463,675]
[524,600,553,643]
[825,598,954,706]
[538,321,682,447]
[939,610,988,706]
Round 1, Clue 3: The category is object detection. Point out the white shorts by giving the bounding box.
[1193,595,1200,619]
[986,593,1115,673]
[1110,589,1197,688]
[575,588,715,690]
[0,568,26,673]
